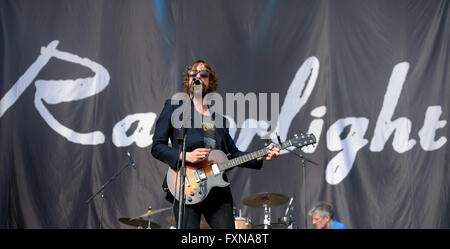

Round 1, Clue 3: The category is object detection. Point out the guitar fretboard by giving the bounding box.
[217,142,291,172]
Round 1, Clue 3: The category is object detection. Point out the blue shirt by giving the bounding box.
[330,220,346,229]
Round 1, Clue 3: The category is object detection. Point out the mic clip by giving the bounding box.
[127,151,136,169]
[193,78,202,85]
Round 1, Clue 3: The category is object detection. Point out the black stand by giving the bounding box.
[297,151,317,229]
[175,85,195,229]
[277,135,317,229]
[176,127,188,229]
[86,152,135,229]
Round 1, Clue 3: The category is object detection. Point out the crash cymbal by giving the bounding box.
[118,217,161,229]
[253,223,287,229]
[134,207,172,219]
[242,192,289,208]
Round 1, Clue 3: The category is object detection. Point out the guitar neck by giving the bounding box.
[218,142,290,172]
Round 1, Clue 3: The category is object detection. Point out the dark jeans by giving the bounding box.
[172,186,235,229]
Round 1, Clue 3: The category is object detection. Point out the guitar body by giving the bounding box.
[165,132,316,205]
[167,149,230,205]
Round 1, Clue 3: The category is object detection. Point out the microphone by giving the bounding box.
[193,78,202,85]
[284,197,294,217]
[127,151,136,169]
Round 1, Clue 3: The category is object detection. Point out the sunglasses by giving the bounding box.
[188,70,210,78]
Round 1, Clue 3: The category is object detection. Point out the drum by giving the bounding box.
[234,216,253,229]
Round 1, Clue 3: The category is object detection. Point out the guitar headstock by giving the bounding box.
[285,133,316,149]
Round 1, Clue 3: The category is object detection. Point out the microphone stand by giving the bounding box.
[176,82,196,229]
[176,120,188,229]
[298,151,317,229]
[86,152,135,229]
[277,135,318,229]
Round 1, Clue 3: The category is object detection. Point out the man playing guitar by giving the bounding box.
[151,60,280,229]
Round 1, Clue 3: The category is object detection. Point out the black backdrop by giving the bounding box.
[1,0,449,229]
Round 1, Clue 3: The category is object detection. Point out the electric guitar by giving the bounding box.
[166,133,316,205]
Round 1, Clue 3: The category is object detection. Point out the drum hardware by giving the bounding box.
[280,197,295,229]
[234,209,253,229]
[276,133,318,229]
[85,151,136,229]
[279,216,295,229]
[263,202,271,229]
[253,216,294,229]
[119,206,171,229]
[253,223,287,229]
[166,214,177,229]
[234,216,253,229]
[243,192,289,229]
[242,192,289,208]
[165,214,211,229]
[133,206,172,219]
[118,217,161,229]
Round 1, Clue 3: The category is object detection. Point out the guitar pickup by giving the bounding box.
[193,168,207,183]
[211,163,220,175]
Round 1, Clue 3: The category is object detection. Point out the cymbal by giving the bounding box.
[253,223,287,229]
[118,217,161,229]
[242,192,289,208]
[134,207,172,219]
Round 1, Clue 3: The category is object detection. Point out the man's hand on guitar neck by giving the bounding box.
[257,143,280,161]
[180,148,211,164]
[178,143,280,164]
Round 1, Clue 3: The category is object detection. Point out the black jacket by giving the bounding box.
[151,99,263,199]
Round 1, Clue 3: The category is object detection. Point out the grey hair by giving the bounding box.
[308,202,335,220]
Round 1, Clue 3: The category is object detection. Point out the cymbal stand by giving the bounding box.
[85,156,134,229]
[146,206,152,229]
[263,202,271,229]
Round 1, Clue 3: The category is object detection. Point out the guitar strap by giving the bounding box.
[210,110,231,159]
[218,127,231,159]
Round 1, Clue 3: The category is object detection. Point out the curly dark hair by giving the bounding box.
[182,60,218,94]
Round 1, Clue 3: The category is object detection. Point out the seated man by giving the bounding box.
[308,202,347,229]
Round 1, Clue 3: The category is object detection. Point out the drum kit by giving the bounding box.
[118,192,295,229]
[239,192,295,229]
[118,206,172,229]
